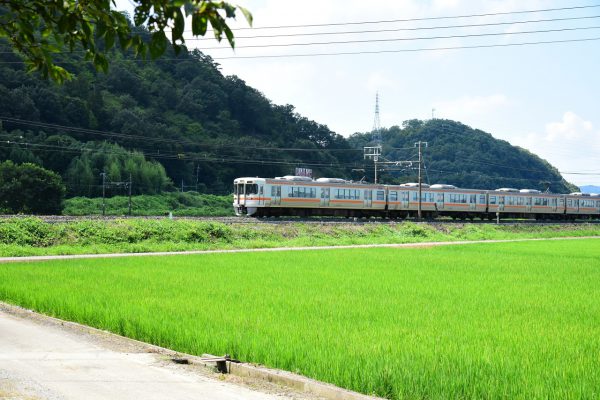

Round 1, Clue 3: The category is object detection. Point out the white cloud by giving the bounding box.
[512,112,600,186]
[545,111,594,141]
[432,94,510,120]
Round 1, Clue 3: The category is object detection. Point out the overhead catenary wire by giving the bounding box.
[0,117,363,152]
[190,15,600,41]
[228,4,600,30]
[196,25,600,50]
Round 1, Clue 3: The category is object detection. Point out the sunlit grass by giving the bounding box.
[1,239,599,398]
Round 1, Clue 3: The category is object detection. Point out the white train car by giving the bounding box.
[385,183,487,219]
[233,176,386,217]
[565,193,600,219]
[487,188,564,219]
[233,176,600,220]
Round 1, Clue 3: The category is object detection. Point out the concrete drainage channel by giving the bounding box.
[1,302,380,400]
[190,354,379,400]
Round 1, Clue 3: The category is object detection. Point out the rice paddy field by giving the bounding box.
[1,239,599,399]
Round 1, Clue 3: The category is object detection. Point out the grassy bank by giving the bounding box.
[1,240,599,398]
[0,217,600,256]
[62,192,234,216]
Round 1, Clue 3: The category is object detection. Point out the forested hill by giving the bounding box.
[349,119,577,193]
[0,34,576,195]
[0,35,353,196]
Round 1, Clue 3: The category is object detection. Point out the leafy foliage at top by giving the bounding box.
[0,0,251,82]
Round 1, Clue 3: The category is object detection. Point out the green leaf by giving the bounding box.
[93,53,109,73]
[172,8,185,41]
[237,6,253,26]
[149,31,168,58]
[191,14,208,36]
[105,29,115,50]
[223,25,234,48]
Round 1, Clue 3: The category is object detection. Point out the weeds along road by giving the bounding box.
[0,304,314,400]
[1,237,599,264]
[1,214,600,225]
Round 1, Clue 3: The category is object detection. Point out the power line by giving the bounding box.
[206,37,600,60]
[1,15,598,55]
[192,15,600,41]
[196,25,600,50]
[1,37,598,64]
[0,117,361,152]
[230,4,600,30]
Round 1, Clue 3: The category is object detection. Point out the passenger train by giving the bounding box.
[233,176,600,220]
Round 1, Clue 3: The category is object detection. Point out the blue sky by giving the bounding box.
[116,0,600,186]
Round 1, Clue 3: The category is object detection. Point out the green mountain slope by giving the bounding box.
[349,119,577,193]
[0,36,576,195]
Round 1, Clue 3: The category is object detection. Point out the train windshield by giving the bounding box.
[245,184,258,195]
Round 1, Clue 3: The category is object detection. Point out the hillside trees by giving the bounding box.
[0,161,65,214]
[64,142,172,197]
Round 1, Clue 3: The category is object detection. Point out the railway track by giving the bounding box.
[1,214,599,225]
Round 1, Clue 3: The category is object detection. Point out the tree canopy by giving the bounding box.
[0,0,252,82]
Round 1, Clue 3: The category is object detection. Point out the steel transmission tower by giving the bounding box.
[371,92,382,145]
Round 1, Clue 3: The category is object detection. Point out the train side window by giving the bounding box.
[259,186,263,195]
[490,196,496,205]
[390,191,398,202]
[437,193,444,202]
[377,191,385,201]
[542,198,548,206]
[479,195,485,204]
[470,194,476,203]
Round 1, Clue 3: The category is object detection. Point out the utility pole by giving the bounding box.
[128,173,132,216]
[195,163,200,192]
[363,146,382,183]
[181,179,184,193]
[100,172,106,216]
[432,108,436,120]
[415,141,428,219]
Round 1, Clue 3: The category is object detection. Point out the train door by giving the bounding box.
[552,198,558,212]
[469,194,476,211]
[272,185,281,205]
[320,187,330,207]
[435,193,444,210]
[234,183,240,205]
[526,196,532,212]
[401,191,409,209]
[258,185,265,206]
[498,196,505,211]
[364,190,372,208]
[574,198,579,212]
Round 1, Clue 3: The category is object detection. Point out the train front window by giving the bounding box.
[245,184,258,195]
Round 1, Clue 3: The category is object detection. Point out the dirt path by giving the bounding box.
[0,305,319,400]
[0,236,599,264]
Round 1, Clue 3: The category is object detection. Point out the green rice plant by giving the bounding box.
[1,239,599,399]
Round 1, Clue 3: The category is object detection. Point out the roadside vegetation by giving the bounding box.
[1,240,599,398]
[0,217,599,256]
[62,192,233,217]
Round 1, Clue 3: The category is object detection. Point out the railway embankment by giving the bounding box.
[1,217,599,257]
